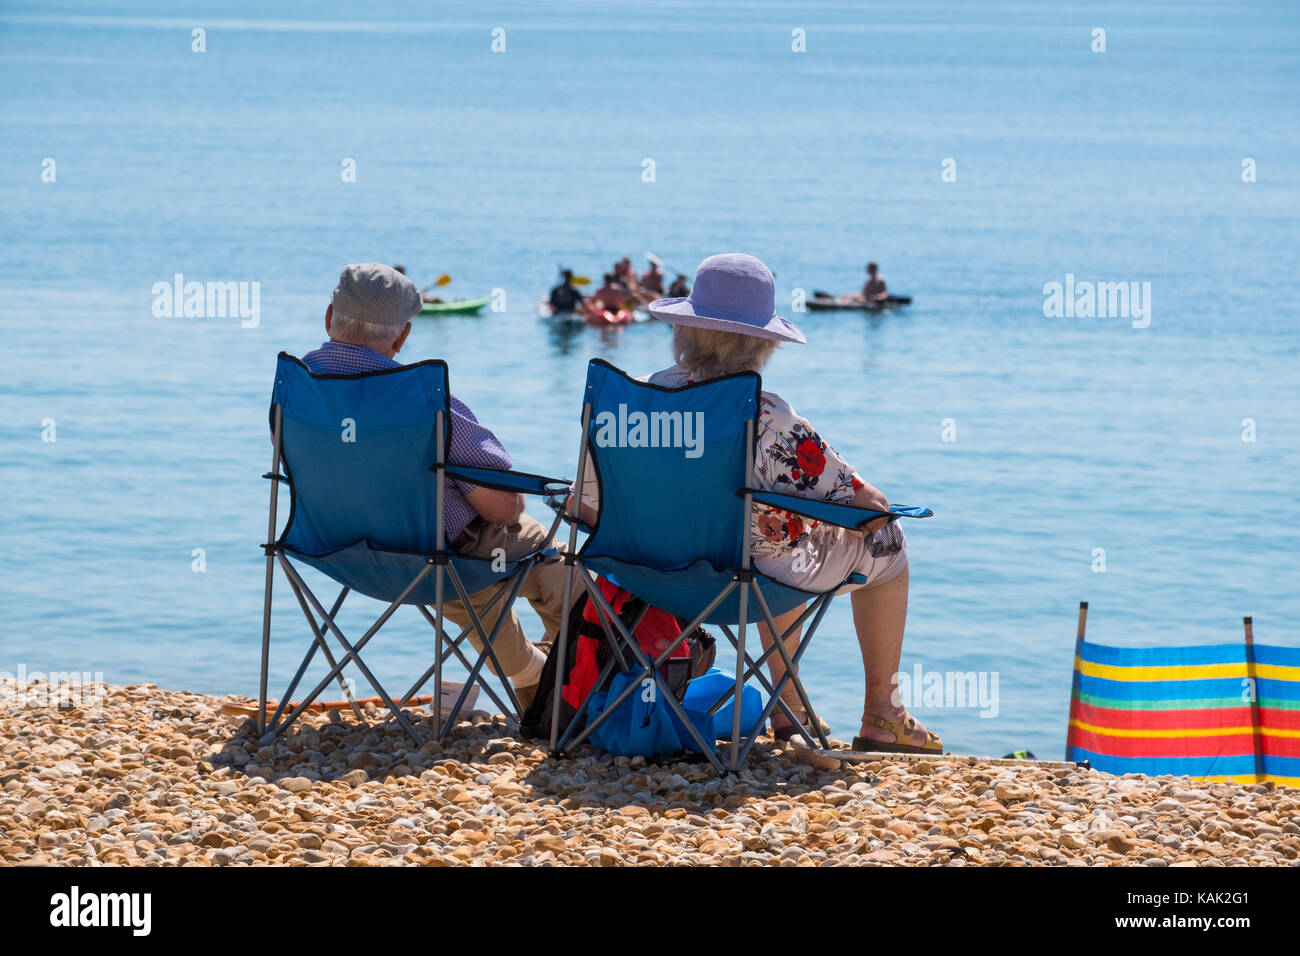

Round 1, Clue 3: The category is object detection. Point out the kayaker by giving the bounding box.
[592,273,627,313]
[668,273,690,297]
[548,270,585,313]
[861,262,888,303]
[640,260,665,295]
[567,253,940,755]
[613,257,637,293]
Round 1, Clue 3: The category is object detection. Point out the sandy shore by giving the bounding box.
[2,681,1296,866]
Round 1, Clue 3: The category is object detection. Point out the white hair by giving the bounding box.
[672,324,777,381]
[330,310,403,350]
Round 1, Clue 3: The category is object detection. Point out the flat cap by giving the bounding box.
[331,263,422,328]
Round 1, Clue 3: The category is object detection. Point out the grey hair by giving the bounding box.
[330,310,403,349]
[671,324,777,381]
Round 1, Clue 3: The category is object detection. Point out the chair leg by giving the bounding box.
[400,575,514,705]
[554,654,618,752]
[729,579,751,772]
[433,563,444,747]
[708,599,820,709]
[403,604,514,718]
[275,555,430,743]
[440,562,530,737]
[730,592,838,765]
[706,613,817,744]
[548,557,581,753]
[258,551,276,738]
[750,588,835,749]
[571,574,727,774]
[270,585,358,732]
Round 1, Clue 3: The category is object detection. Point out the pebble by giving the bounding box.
[1,679,1294,868]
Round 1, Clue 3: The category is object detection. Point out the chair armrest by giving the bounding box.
[541,491,595,533]
[738,488,933,530]
[435,463,572,496]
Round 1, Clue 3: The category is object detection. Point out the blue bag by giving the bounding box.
[679,667,764,742]
[586,668,689,757]
[586,666,767,758]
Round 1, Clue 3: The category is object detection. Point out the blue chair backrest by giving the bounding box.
[579,360,760,572]
[271,353,450,557]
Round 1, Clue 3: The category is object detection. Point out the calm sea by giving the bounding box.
[2,1,1298,758]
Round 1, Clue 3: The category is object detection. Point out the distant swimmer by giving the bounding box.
[548,269,585,312]
[861,261,888,303]
[668,273,690,298]
[639,259,664,295]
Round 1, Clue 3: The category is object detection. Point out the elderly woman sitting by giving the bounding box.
[571,253,940,754]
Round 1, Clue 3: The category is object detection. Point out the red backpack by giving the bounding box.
[520,576,714,741]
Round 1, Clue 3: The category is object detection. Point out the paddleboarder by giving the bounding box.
[860,262,888,303]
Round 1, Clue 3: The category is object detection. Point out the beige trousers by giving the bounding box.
[442,514,568,682]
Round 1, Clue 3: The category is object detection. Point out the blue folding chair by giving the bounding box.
[257,353,569,744]
[547,359,933,772]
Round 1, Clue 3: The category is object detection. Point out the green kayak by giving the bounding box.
[419,297,490,316]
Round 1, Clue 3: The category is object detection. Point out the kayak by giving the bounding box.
[806,294,912,312]
[419,296,490,316]
[583,305,635,326]
[537,299,579,319]
[538,300,644,326]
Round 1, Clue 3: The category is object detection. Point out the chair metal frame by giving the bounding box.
[257,390,563,746]
[546,362,926,773]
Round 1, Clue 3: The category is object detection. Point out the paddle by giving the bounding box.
[645,251,685,280]
[557,265,592,286]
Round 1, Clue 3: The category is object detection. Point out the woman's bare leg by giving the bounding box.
[759,604,806,726]
[850,566,932,746]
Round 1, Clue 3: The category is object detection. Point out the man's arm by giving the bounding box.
[448,397,523,526]
[466,486,525,525]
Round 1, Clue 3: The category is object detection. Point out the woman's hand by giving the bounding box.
[563,491,599,528]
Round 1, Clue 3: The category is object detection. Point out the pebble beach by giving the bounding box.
[2,681,1297,867]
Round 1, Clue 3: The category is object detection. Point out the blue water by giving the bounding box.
[2,1,1298,760]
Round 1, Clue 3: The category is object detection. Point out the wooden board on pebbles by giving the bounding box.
[825,750,1086,771]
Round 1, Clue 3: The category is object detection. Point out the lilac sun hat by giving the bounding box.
[648,253,805,344]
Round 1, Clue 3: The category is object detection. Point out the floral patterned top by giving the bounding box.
[742,381,865,563]
[573,366,865,570]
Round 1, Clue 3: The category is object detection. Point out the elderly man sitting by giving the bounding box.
[301,263,564,707]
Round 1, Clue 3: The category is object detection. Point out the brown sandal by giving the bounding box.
[770,710,831,742]
[851,712,942,754]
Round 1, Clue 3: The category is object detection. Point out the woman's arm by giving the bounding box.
[565,448,599,526]
[849,480,892,536]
